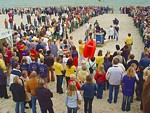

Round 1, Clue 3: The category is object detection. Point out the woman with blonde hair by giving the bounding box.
[20,70,32,108]
[10,76,26,113]
[65,81,82,113]
[121,67,136,111]
[94,65,106,99]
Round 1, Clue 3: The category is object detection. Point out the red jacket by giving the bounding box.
[94,71,106,82]
[68,80,80,90]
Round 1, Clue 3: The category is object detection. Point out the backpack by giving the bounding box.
[89,62,95,74]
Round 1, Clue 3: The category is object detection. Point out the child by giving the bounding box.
[78,40,84,65]
[72,46,78,67]
[65,81,82,113]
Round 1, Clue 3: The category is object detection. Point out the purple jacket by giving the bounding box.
[122,75,136,96]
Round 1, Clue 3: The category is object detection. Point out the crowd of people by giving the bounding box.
[120,6,150,46]
[0,5,150,113]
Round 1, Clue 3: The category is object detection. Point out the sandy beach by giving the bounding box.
[0,13,144,113]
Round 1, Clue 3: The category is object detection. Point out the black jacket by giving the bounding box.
[0,68,7,85]
[10,83,26,102]
[36,87,53,109]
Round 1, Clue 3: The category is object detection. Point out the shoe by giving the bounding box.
[4,95,11,99]
[126,109,130,112]
[107,99,112,104]
[121,108,125,111]
[25,106,29,109]
[59,92,63,94]
[77,106,80,110]
[114,101,117,103]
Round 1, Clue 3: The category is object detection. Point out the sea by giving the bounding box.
[0,0,150,13]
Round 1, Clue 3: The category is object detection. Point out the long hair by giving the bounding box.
[98,65,105,75]
[126,67,135,78]
[143,67,150,81]
[98,50,102,56]
[67,81,77,96]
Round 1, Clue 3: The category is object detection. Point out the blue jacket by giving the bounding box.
[80,83,97,98]
[28,62,39,74]
[20,63,29,72]
[122,75,136,96]
[39,64,48,78]
[139,57,150,69]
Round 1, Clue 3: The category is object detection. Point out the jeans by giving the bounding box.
[96,82,104,99]
[15,102,25,113]
[10,22,13,29]
[84,36,88,41]
[56,75,63,93]
[67,106,78,113]
[121,95,132,111]
[108,84,119,103]
[66,77,70,87]
[84,97,94,113]
[41,107,54,113]
[31,95,37,113]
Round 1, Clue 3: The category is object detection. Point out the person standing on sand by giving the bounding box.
[26,71,39,113]
[125,33,133,51]
[9,17,13,29]
[80,75,97,113]
[84,24,92,41]
[108,25,114,40]
[65,81,82,113]
[106,58,124,104]
[0,53,10,99]
[36,79,54,113]
[4,18,8,29]
[121,67,136,112]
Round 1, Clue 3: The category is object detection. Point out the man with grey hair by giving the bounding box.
[106,58,124,104]
[77,65,89,83]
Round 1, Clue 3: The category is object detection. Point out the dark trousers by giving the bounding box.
[135,83,142,100]
[104,80,109,90]
[0,85,8,98]
[108,35,113,39]
[56,75,63,93]
[84,97,94,113]
[65,77,70,87]
[41,107,54,113]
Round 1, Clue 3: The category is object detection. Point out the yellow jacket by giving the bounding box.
[0,59,7,73]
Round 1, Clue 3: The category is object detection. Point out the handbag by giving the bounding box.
[76,91,81,105]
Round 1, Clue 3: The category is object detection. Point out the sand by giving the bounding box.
[0,13,144,113]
